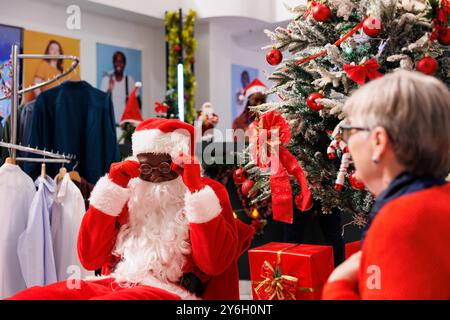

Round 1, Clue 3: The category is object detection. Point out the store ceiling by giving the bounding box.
[37,0,290,51]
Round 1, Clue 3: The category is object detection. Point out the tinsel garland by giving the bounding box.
[164,10,198,123]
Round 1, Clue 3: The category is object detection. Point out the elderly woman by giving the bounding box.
[322,70,450,300]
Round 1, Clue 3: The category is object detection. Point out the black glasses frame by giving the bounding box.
[339,124,370,143]
[140,161,172,174]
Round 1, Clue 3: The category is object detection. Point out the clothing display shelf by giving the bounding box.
[0,44,79,164]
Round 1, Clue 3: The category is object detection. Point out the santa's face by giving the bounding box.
[112,176,190,285]
[137,152,179,183]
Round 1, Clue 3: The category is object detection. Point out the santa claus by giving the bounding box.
[9,118,254,300]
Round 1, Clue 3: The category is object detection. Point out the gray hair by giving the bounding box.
[344,70,450,177]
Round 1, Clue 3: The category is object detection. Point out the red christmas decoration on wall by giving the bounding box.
[306,92,324,111]
[416,56,438,75]
[266,48,283,66]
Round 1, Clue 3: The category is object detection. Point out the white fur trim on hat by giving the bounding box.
[132,129,191,159]
[184,185,222,223]
[89,176,130,216]
[245,85,267,98]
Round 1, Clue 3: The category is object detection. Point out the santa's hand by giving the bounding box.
[172,153,205,193]
[108,160,140,188]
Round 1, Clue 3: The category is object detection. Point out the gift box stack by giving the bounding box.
[248,242,334,300]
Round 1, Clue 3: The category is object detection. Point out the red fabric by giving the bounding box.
[323,184,450,300]
[249,111,312,223]
[345,241,361,260]
[249,243,334,300]
[108,160,140,188]
[7,278,181,300]
[120,86,144,124]
[9,177,254,300]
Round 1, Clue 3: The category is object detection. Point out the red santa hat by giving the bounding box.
[132,118,195,159]
[120,82,144,125]
[243,79,267,99]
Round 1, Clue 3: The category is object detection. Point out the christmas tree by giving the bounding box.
[236,0,450,228]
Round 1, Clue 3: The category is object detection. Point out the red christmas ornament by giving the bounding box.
[233,168,246,184]
[349,171,365,190]
[241,179,255,197]
[363,17,382,37]
[312,3,331,22]
[174,44,182,53]
[438,28,450,46]
[416,56,438,75]
[306,92,324,111]
[266,48,283,66]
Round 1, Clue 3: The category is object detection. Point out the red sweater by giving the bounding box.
[323,183,450,300]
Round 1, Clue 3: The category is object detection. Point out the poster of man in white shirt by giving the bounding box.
[97,43,142,125]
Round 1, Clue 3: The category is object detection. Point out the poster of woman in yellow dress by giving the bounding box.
[23,30,80,102]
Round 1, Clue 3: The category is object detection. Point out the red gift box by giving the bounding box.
[248,242,334,300]
[345,241,361,259]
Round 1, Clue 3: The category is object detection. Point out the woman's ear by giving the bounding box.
[370,126,390,163]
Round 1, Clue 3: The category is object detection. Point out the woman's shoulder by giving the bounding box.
[385,183,450,211]
[371,183,450,235]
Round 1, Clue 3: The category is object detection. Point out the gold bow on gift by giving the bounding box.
[254,260,299,300]
[252,244,316,300]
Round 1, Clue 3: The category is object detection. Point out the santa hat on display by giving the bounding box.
[243,79,267,99]
[120,82,144,125]
[132,118,195,159]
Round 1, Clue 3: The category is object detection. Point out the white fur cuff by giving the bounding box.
[89,176,130,216]
[184,185,222,224]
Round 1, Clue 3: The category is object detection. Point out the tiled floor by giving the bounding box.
[239,280,252,300]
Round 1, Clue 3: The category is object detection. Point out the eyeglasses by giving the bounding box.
[140,161,172,175]
[339,124,370,143]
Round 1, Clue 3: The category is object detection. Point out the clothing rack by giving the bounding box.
[0,44,79,164]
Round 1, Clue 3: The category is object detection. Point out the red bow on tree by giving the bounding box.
[343,58,383,85]
[154,102,169,114]
[431,0,450,41]
[249,111,313,224]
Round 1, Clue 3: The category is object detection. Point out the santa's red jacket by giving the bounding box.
[77,175,255,300]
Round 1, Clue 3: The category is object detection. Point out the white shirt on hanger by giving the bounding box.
[51,174,90,281]
[0,163,36,299]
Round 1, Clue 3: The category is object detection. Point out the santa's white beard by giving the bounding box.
[111,176,191,287]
